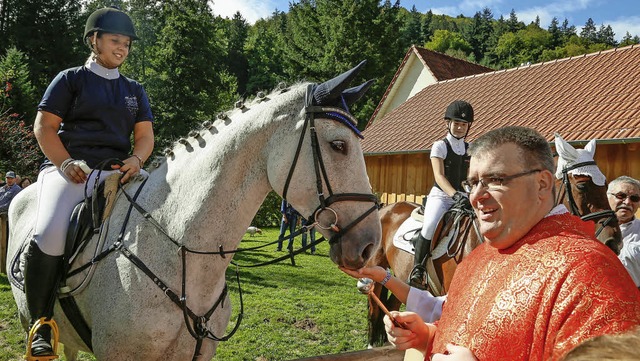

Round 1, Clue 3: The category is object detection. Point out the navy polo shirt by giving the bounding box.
[38,65,153,168]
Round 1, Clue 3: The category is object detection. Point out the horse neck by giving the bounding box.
[142,88,304,252]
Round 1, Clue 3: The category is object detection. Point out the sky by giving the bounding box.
[211,0,640,41]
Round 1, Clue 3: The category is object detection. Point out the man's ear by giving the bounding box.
[539,169,555,194]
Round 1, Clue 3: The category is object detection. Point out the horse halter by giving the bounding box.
[282,84,379,245]
[557,160,617,238]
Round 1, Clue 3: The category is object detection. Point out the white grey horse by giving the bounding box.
[6,62,382,360]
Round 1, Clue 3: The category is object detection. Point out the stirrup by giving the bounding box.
[24,318,59,361]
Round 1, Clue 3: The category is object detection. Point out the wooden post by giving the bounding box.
[0,213,7,274]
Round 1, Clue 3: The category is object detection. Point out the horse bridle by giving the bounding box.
[281,84,379,245]
[557,160,617,238]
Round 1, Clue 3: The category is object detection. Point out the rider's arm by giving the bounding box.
[406,287,446,323]
[114,121,154,184]
[34,110,70,169]
[431,157,456,197]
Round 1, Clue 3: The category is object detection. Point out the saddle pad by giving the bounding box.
[392,217,422,254]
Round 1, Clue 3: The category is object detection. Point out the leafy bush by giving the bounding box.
[251,191,282,227]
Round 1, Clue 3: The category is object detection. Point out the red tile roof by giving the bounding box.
[367,46,493,127]
[363,45,640,154]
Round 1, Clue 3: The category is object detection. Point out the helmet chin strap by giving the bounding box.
[91,33,101,61]
[447,121,471,140]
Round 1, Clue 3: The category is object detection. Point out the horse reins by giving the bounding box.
[282,84,379,245]
[556,160,617,238]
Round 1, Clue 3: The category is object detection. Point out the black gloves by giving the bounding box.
[452,191,472,210]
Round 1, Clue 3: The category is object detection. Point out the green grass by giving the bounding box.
[0,227,373,361]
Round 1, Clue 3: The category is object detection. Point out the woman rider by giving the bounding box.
[26,7,154,356]
[409,100,473,288]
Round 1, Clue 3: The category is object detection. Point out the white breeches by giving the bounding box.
[33,166,118,256]
[420,191,454,240]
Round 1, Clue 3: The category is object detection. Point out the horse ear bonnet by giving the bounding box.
[312,60,373,107]
[341,79,376,106]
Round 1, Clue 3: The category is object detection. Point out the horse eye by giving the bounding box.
[575,182,588,191]
[330,140,347,154]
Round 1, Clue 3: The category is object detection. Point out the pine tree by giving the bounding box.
[244,11,287,94]
[580,18,597,43]
[223,12,250,96]
[281,0,403,128]
[596,24,616,47]
[548,17,561,48]
[0,47,36,122]
[507,9,524,33]
[146,0,236,146]
[7,0,84,95]
[399,6,424,50]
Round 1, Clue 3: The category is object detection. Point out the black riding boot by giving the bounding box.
[409,232,430,289]
[24,240,63,356]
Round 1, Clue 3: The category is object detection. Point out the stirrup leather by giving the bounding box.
[24,318,59,361]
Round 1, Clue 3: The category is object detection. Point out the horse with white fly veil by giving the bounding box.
[363,132,621,347]
[6,61,382,360]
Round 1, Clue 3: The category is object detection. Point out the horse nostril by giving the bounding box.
[362,243,375,262]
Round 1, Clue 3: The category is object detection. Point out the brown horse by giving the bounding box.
[364,146,621,347]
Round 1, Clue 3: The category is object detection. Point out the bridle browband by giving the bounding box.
[557,160,617,238]
[282,84,379,245]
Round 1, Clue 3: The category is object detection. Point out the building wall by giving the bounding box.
[366,143,640,206]
[376,56,436,122]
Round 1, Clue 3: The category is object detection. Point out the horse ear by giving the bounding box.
[554,133,579,161]
[341,79,375,106]
[583,139,597,157]
[313,60,367,106]
[554,133,579,179]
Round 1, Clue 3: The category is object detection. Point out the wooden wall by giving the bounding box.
[365,143,640,206]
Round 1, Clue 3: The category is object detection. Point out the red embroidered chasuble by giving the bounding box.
[431,213,640,361]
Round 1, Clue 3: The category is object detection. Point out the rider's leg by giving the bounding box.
[409,194,452,287]
[26,167,117,355]
[24,240,63,356]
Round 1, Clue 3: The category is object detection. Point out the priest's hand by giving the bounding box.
[431,343,478,360]
[384,311,434,353]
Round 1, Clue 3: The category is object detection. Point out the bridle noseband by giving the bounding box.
[557,160,617,238]
[282,84,379,245]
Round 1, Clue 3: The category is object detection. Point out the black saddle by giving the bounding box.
[63,180,108,275]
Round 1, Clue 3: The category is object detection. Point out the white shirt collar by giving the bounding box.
[445,133,467,155]
[546,204,569,217]
[85,58,120,80]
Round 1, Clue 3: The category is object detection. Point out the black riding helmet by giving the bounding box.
[84,6,138,41]
[444,100,474,123]
[444,100,474,139]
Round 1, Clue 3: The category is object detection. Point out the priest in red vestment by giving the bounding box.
[382,126,640,361]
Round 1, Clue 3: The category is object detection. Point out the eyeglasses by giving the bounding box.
[461,169,542,193]
[608,192,640,202]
